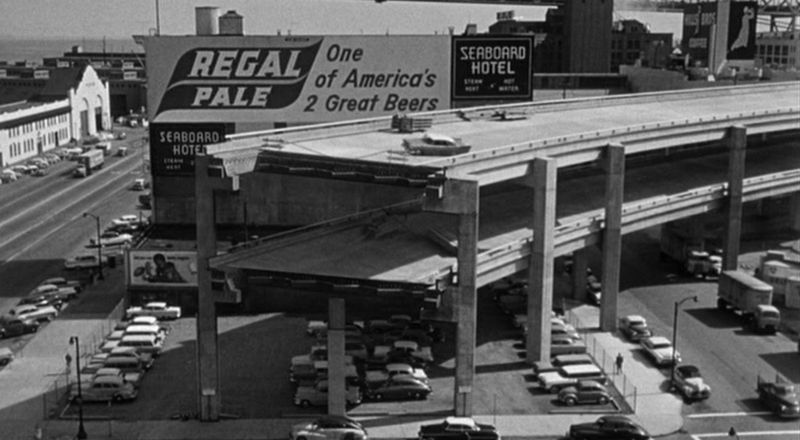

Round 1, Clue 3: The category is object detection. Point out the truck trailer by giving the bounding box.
[74,149,105,177]
[717,270,780,333]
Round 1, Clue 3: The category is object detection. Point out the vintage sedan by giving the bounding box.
[0,317,39,338]
[757,376,800,418]
[558,380,611,406]
[402,133,471,156]
[618,315,653,342]
[293,380,362,407]
[70,375,137,402]
[364,376,431,401]
[365,363,428,385]
[418,417,500,440]
[125,302,181,320]
[40,277,82,292]
[8,304,58,322]
[64,254,107,270]
[289,416,367,440]
[640,336,681,367]
[550,334,588,356]
[671,365,711,400]
[89,231,133,247]
[567,415,651,440]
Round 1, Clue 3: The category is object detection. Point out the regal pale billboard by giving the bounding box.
[144,35,452,124]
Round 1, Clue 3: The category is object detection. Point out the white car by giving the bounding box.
[125,302,181,320]
[392,340,434,363]
[40,277,82,292]
[289,416,367,440]
[111,215,139,227]
[641,336,681,367]
[365,362,428,384]
[90,231,133,247]
[64,254,107,270]
[30,284,78,301]
[8,304,58,322]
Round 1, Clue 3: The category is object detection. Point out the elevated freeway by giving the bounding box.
[194,81,799,419]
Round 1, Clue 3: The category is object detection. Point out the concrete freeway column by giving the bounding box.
[195,154,221,421]
[526,157,556,363]
[600,143,625,332]
[327,298,346,416]
[722,125,747,272]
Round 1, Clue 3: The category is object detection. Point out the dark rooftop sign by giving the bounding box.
[451,35,533,101]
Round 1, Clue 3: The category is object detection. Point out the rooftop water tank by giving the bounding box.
[196,7,220,36]
[219,10,244,36]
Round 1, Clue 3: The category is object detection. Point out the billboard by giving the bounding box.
[128,250,197,287]
[682,2,717,67]
[149,122,229,176]
[727,1,757,60]
[451,36,532,101]
[144,35,452,124]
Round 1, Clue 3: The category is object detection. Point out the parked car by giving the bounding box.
[402,133,471,156]
[567,415,651,440]
[392,339,434,363]
[69,375,138,402]
[558,380,611,406]
[365,362,428,385]
[640,336,681,367]
[89,231,133,247]
[7,304,58,322]
[125,302,181,320]
[0,317,39,338]
[418,417,500,440]
[64,254,107,270]
[0,347,14,366]
[111,214,140,227]
[550,334,588,356]
[40,277,82,292]
[30,283,78,301]
[293,380,362,407]
[364,376,431,401]
[619,315,653,342]
[88,367,143,389]
[289,416,367,440]
[757,375,800,418]
[93,346,154,371]
[671,365,711,400]
[17,294,64,311]
[538,364,607,394]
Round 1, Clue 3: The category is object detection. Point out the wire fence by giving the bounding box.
[563,309,638,412]
[42,299,127,420]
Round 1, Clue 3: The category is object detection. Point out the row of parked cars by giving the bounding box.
[1,152,63,182]
[63,214,149,270]
[68,302,181,403]
[1,277,84,338]
[289,314,444,407]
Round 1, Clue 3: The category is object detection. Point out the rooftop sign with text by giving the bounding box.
[451,35,533,101]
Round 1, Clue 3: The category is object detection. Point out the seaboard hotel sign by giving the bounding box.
[144,35,452,124]
[451,35,532,101]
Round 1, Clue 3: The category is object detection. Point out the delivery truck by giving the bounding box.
[74,149,104,177]
[660,223,721,278]
[718,270,780,333]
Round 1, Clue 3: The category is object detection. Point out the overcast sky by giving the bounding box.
[0,0,683,39]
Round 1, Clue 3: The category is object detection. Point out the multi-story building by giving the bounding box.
[756,31,800,70]
[611,19,673,72]
[0,64,110,168]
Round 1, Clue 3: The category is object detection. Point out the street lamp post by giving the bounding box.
[83,212,104,280]
[671,294,698,384]
[69,336,88,439]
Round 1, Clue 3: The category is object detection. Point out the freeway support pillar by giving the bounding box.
[327,297,346,416]
[526,157,557,363]
[424,178,479,417]
[600,143,625,332]
[722,125,747,272]
[195,154,221,421]
[571,249,589,302]
[789,193,800,234]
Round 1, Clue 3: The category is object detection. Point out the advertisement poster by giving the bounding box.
[451,35,532,101]
[129,251,197,287]
[149,122,229,176]
[682,2,717,67]
[727,1,758,60]
[144,35,452,124]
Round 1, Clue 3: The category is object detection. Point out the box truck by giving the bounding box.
[718,270,780,333]
[74,149,104,177]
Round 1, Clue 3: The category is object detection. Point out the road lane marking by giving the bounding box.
[687,411,773,418]
[691,430,800,439]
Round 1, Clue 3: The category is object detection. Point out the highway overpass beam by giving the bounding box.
[600,143,625,332]
[424,178,479,417]
[571,249,589,302]
[526,157,557,363]
[327,297,346,416]
[723,125,747,272]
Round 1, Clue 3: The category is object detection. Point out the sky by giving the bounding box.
[0,0,684,40]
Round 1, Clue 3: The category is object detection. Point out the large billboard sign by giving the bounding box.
[451,36,532,101]
[682,2,717,67]
[145,35,452,124]
[149,123,229,176]
[727,1,757,60]
[128,250,197,287]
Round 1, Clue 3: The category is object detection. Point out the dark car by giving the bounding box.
[567,415,651,440]
[0,318,40,338]
[558,380,612,406]
[757,376,800,418]
[364,376,431,401]
[418,417,500,440]
[618,315,653,342]
[671,365,711,400]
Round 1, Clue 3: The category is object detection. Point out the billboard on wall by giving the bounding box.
[451,35,533,101]
[150,122,229,176]
[128,250,197,287]
[682,2,717,67]
[144,35,452,124]
[727,1,757,60]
